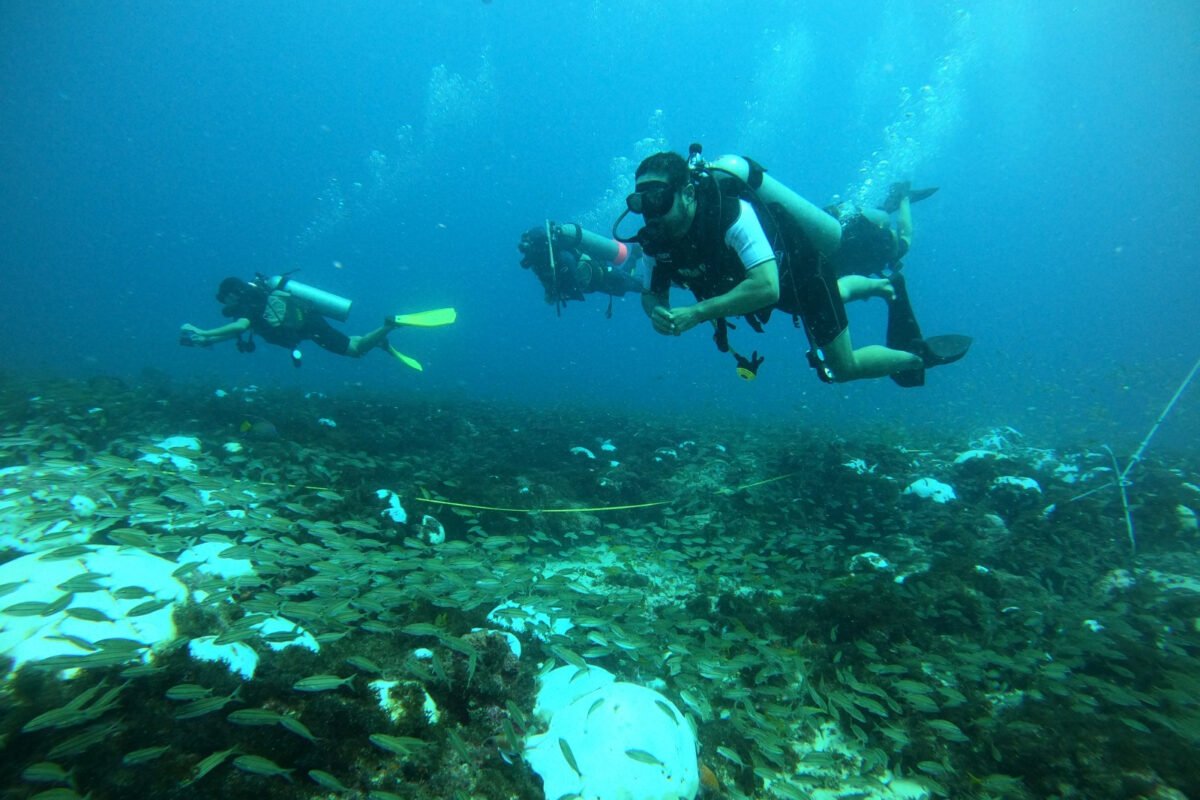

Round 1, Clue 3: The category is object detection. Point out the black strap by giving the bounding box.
[744,157,767,189]
[793,313,835,383]
[713,318,730,352]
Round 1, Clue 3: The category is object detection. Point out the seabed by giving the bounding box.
[1,374,1198,800]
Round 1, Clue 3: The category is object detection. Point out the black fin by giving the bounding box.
[908,186,939,204]
[886,272,923,353]
[881,182,939,214]
[891,367,925,388]
[886,273,971,387]
[918,334,972,367]
[886,272,925,387]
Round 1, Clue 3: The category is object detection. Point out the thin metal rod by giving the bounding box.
[1104,445,1136,555]
[1121,354,1200,481]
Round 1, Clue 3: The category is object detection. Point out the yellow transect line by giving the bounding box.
[112,464,797,515]
[408,472,799,514]
[412,497,671,513]
[732,473,798,491]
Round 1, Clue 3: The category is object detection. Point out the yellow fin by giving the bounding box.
[386,345,423,371]
[391,308,456,328]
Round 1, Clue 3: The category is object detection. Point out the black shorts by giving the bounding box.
[304,315,350,355]
[259,314,350,354]
[777,256,848,349]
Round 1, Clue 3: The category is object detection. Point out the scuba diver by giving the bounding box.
[613,144,970,387]
[826,181,938,279]
[179,273,455,371]
[518,222,644,317]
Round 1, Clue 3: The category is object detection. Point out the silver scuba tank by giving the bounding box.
[264,275,353,321]
[580,226,624,264]
[705,154,843,258]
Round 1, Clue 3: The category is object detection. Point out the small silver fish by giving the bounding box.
[21,761,70,783]
[292,674,354,693]
[308,770,351,793]
[233,754,294,781]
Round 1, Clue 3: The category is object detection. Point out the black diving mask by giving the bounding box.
[220,294,247,318]
[613,181,681,248]
[625,180,675,218]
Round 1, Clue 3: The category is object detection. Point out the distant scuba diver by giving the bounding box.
[826,181,938,279]
[179,273,456,371]
[518,222,645,317]
[616,144,970,387]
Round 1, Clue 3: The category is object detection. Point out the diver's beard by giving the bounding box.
[636,225,671,256]
[611,210,677,252]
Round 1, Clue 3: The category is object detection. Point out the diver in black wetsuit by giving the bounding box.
[518,223,644,315]
[827,181,938,278]
[180,276,393,362]
[179,274,456,370]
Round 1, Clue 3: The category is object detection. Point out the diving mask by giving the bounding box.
[625,180,675,218]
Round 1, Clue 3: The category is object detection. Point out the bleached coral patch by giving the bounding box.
[0,545,188,675]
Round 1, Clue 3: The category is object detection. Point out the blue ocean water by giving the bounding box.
[1,0,1197,453]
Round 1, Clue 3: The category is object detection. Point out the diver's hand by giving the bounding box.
[179,324,206,347]
[668,305,702,335]
[651,305,701,336]
[650,306,676,336]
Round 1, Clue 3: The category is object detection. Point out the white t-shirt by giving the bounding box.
[724,199,775,270]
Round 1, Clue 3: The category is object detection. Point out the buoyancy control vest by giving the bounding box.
[253,290,312,348]
[645,168,825,335]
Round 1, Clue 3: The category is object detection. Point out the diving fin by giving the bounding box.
[909,186,939,204]
[886,273,972,387]
[380,307,452,369]
[384,343,423,371]
[915,335,972,367]
[391,307,457,328]
[886,272,923,353]
[891,365,926,388]
[881,182,939,214]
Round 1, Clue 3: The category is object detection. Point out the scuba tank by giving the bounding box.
[260,274,353,321]
[695,147,842,382]
[700,150,843,259]
[555,223,633,266]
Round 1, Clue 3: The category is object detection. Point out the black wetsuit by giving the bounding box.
[583,258,642,297]
[520,228,641,305]
[827,205,907,277]
[244,291,350,355]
